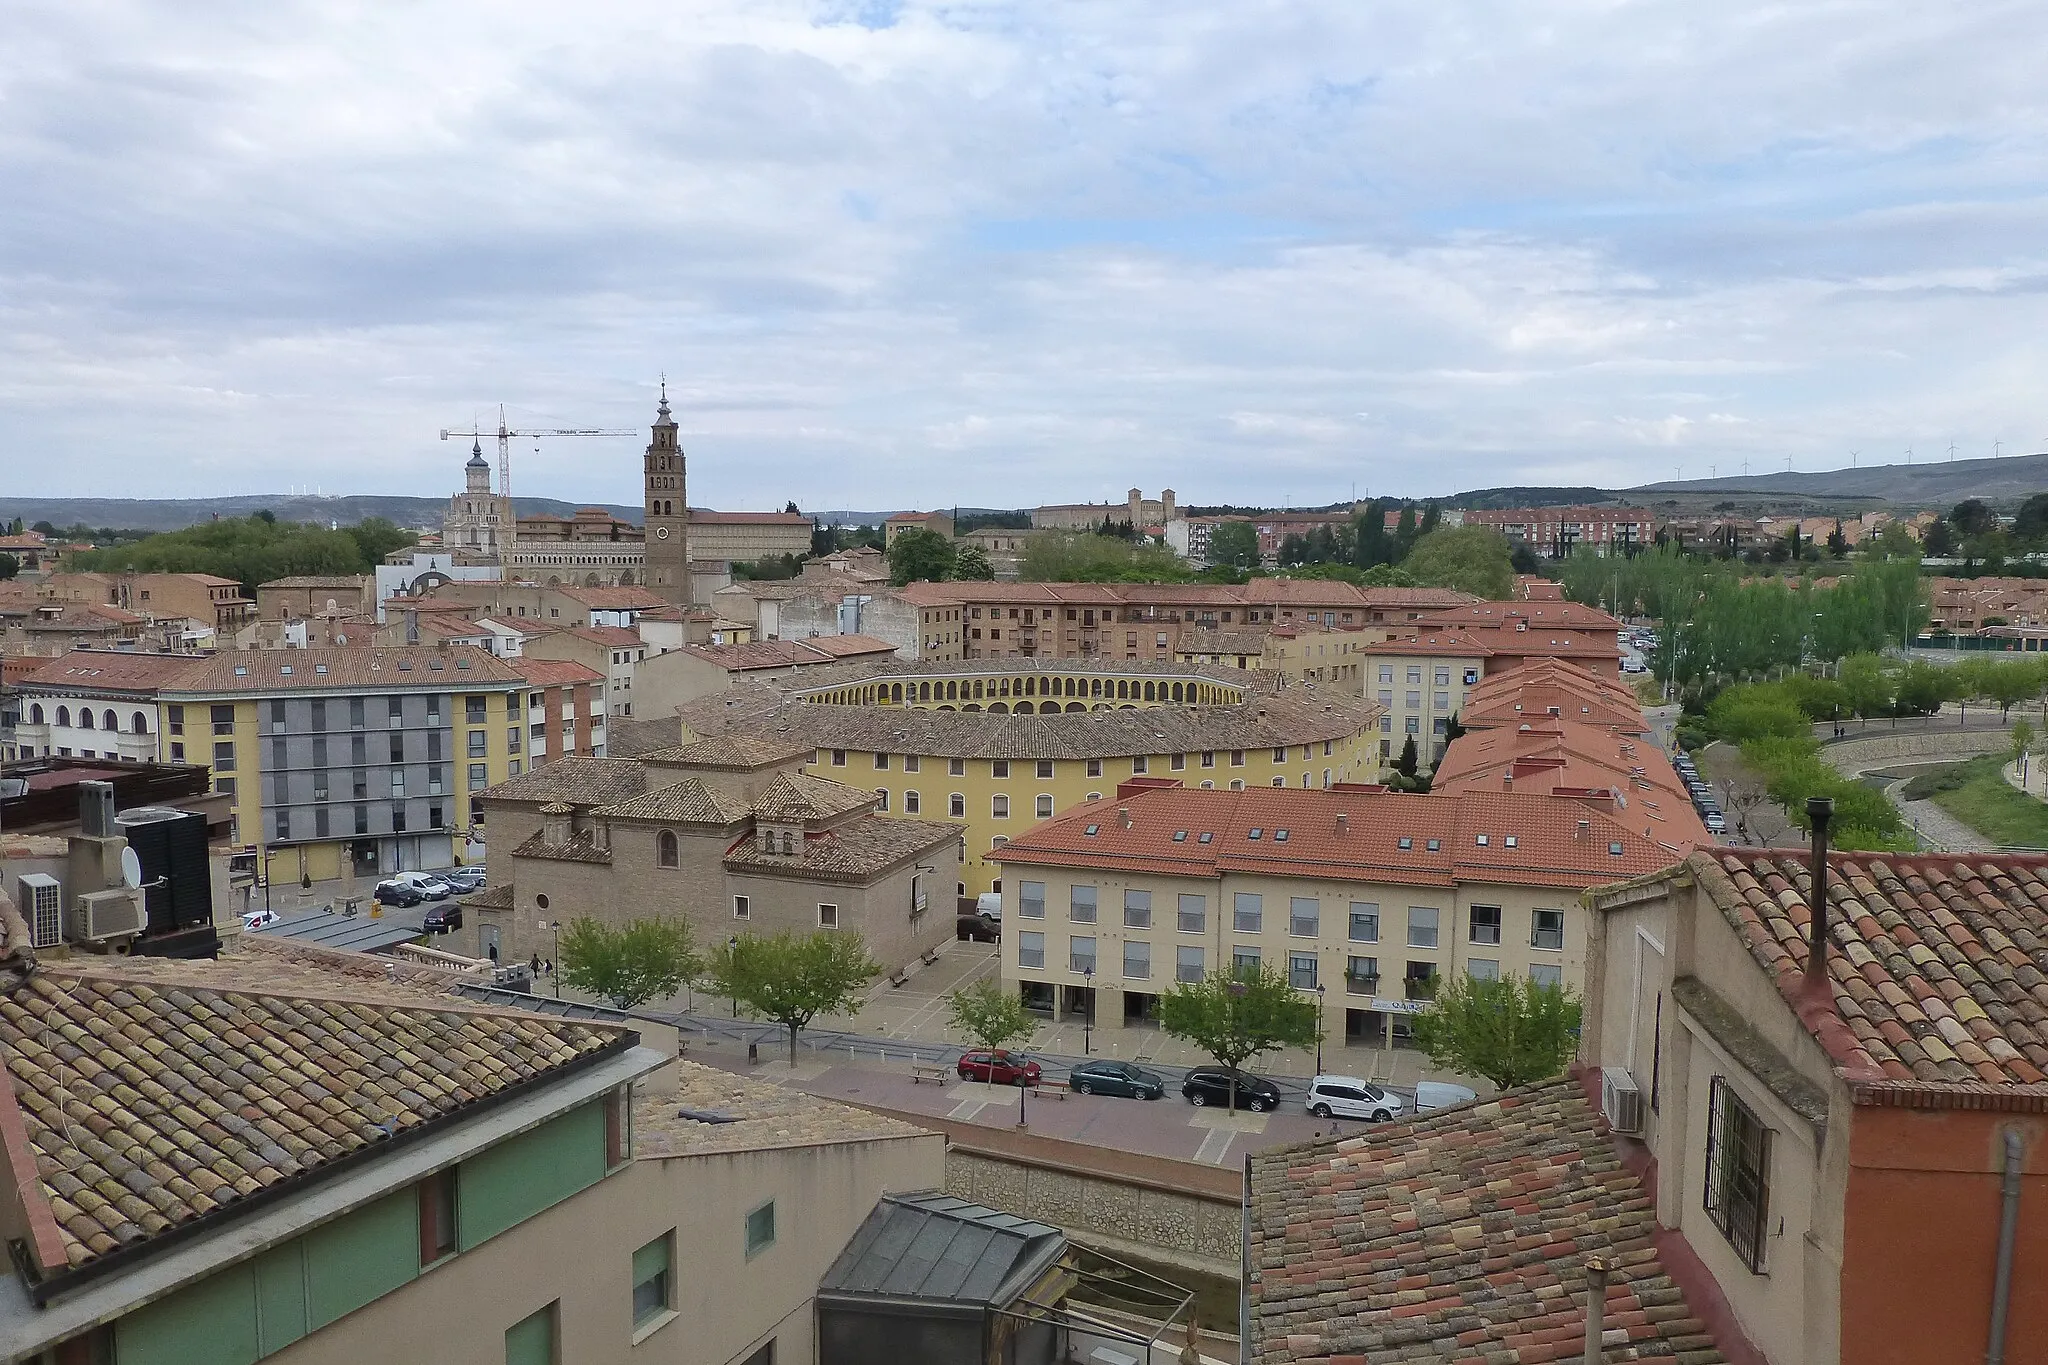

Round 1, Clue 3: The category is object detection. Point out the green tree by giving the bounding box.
[1400,525,1515,598]
[1827,520,1848,558]
[952,542,996,580]
[1394,735,1419,778]
[2012,718,2036,764]
[556,917,702,1010]
[1952,499,1997,537]
[2014,494,2048,542]
[1984,659,2043,722]
[1838,654,1896,722]
[887,527,958,585]
[1020,531,1197,583]
[709,929,883,1064]
[946,978,1036,1052]
[0,553,17,581]
[1206,520,1261,571]
[1156,964,1320,1110]
[341,516,414,566]
[1411,973,1582,1090]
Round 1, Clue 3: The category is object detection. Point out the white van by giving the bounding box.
[1414,1081,1480,1111]
[975,892,1002,923]
[1305,1075,1406,1122]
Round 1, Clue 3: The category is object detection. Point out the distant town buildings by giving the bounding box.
[1459,504,1655,554]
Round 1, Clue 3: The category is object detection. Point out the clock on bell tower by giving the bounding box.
[643,380,690,606]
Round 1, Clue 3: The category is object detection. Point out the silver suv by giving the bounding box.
[1305,1075,1406,1122]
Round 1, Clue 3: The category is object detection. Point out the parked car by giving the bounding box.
[955,913,999,943]
[442,866,487,892]
[423,904,464,934]
[1305,1074,1406,1122]
[1182,1067,1280,1112]
[373,881,425,907]
[1068,1060,1166,1100]
[390,871,453,900]
[240,908,279,931]
[1414,1081,1480,1111]
[957,1050,1041,1086]
[1704,812,1728,833]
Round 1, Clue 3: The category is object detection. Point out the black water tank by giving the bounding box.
[116,806,212,932]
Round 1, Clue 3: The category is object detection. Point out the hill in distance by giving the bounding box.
[1627,451,2048,506]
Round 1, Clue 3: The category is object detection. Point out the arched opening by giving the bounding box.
[989,702,1009,714]
[29,704,43,724]
[1144,681,1156,701]
[583,573,600,587]
[547,576,562,587]
[939,704,956,712]
[103,709,117,731]
[946,681,958,701]
[1064,701,1085,713]
[132,712,148,733]
[657,830,679,868]
[77,709,91,730]
[617,569,634,586]
[964,704,982,713]
[891,684,903,704]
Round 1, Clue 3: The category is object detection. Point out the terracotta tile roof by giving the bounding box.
[482,757,650,808]
[605,713,686,758]
[565,625,643,647]
[594,778,754,826]
[1697,848,2048,1092]
[1460,659,1647,734]
[13,650,209,694]
[634,1062,928,1158]
[1178,628,1268,656]
[992,784,1688,890]
[751,772,880,823]
[0,961,629,1275]
[724,813,960,880]
[1432,718,1706,850]
[1248,1077,1726,1364]
[515,658,606,687]
[161,645,524,693]
[511,824,612,863]
[553,586,668,610]
[1358,631,1492,659]
[640,735,813,769]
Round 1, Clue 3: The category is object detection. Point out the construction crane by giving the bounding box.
[439,405,633,502]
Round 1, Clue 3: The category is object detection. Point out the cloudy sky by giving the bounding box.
[4,1,2045,512]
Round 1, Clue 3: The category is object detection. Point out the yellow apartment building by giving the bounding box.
[675,659,1385,895]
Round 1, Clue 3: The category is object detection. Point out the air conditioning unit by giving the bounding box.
[16,875,62,950]
[1601,1066,1644,1135]
[68,888,145,944]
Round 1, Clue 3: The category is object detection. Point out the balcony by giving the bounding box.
[1404,975,1439,1002]
[1344,973,1380,996]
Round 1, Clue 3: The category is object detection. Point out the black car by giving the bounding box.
[1181,1067,1281,1112]
[956,913,999,943]
[423,904,463,933]
[373,882,424,907]
[1068,1060,1166,1100]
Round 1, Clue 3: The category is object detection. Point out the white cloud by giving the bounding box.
[3,0,2046,508]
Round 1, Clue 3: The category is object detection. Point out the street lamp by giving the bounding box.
[548,920,562,999]
[1314,982,1326,1074]
[728,935,740,1018]
[1082,964,1095,1056]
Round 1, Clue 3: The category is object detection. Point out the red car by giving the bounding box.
[956,1049,1041,1086]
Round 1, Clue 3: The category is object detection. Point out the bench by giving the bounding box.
[910,1063,952,1085]
[1035,1079,1070,1101]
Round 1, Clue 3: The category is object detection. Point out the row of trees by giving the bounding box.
[70,513,416,595]
[558,915,1580,1093]
[885,528,997,585]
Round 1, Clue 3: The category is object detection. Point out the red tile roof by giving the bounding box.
[1459,658,1647,734]
[516,658,606,687]
[13,650,209,694]
[1693,848,2048,1096]
[1431,718,1706,849]
[553,586,669,610]
[1248,1077,1728,1363]
[991,783,1689,890]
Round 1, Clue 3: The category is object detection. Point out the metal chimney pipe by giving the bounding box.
[1583,1254,1612,1365]
[1805,797,1834,993]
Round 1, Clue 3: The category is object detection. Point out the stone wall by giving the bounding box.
[1821,729,2010,776]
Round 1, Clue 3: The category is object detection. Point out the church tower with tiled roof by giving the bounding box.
[643,382,690,606]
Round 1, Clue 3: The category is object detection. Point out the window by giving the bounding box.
[468,730,487,757]
[1467,958,1500,980]
[1348,902,1379,942]
[1289,954,1318,989]
[1345,955,1378,990]
[657,830,679,867]
[1705,1078,1772,1273]
[1036,759,1054,778]
[1170,753,1185,771]
[632,1232,674,1330]
[1434,666,1451,686]
[507,726,521,753]
[1274,746,1288,762]
[949,757,965,776]
[904,790,921,814]
[992,794,1010,819]
[267,699,285,729]
[468,762,488,787]
[418,1168,458,1265]
[1405,690,1421,709]
[1469,905,1502,945]
[1123,940,1150,979]
[1289,897,1319,937]
[1035,794,1054,819]
[1530,963,1563,988]
[1086,758,1102,777]
[1069,885,1097,922]
[1178,893,1206,933]
[354,804,368,834]
[1176,945,1205,982]
[1406,666,1422,683]
[1532,909,1565,950]
[874,788,889,811]
[993,759,1010,778]
[389,733,405,763]
[731,895,750,920]
[309,699,326,730]
[1018,930,1045,968]
[1020,881,1045,918]
[1200,751,1214,768]
[389,696,404,724]
[874,752,890,770]
[745,1200,777,1258]
[213,741,236,772]
[1232,947,1261,973]
[949,793,965,818]
[1232,892,1262,933]
[1131,755,1149,775]
[505,1302,558,1365]
[1407,906,1440,948]
[1070,935,1097,973]
[211,703,234,735]
[818,903,839,928]
[1123,889,1151,928]
[830,749,846,766]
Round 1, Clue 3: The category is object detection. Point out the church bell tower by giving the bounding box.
[643,381,690,605]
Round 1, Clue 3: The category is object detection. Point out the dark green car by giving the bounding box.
[1067,1060,1166,1100]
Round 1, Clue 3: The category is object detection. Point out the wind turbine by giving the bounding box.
[1906,446,1914,465]
[1784,454,1794,472]
[1948,440,1958,462]
[1850,450,1859,468]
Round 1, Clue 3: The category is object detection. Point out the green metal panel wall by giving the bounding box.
[305,1190,417,1330]
[458,1101,606,1250]
[116,1259,261,1365]
[254,1242,310,1355]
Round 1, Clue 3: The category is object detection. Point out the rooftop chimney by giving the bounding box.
[1337,813,1349,833]
[1118,807,1132,829]
[1576,818,1590,840]
[1804,797,1834,997]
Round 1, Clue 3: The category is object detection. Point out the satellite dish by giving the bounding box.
[120,847,143,889]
